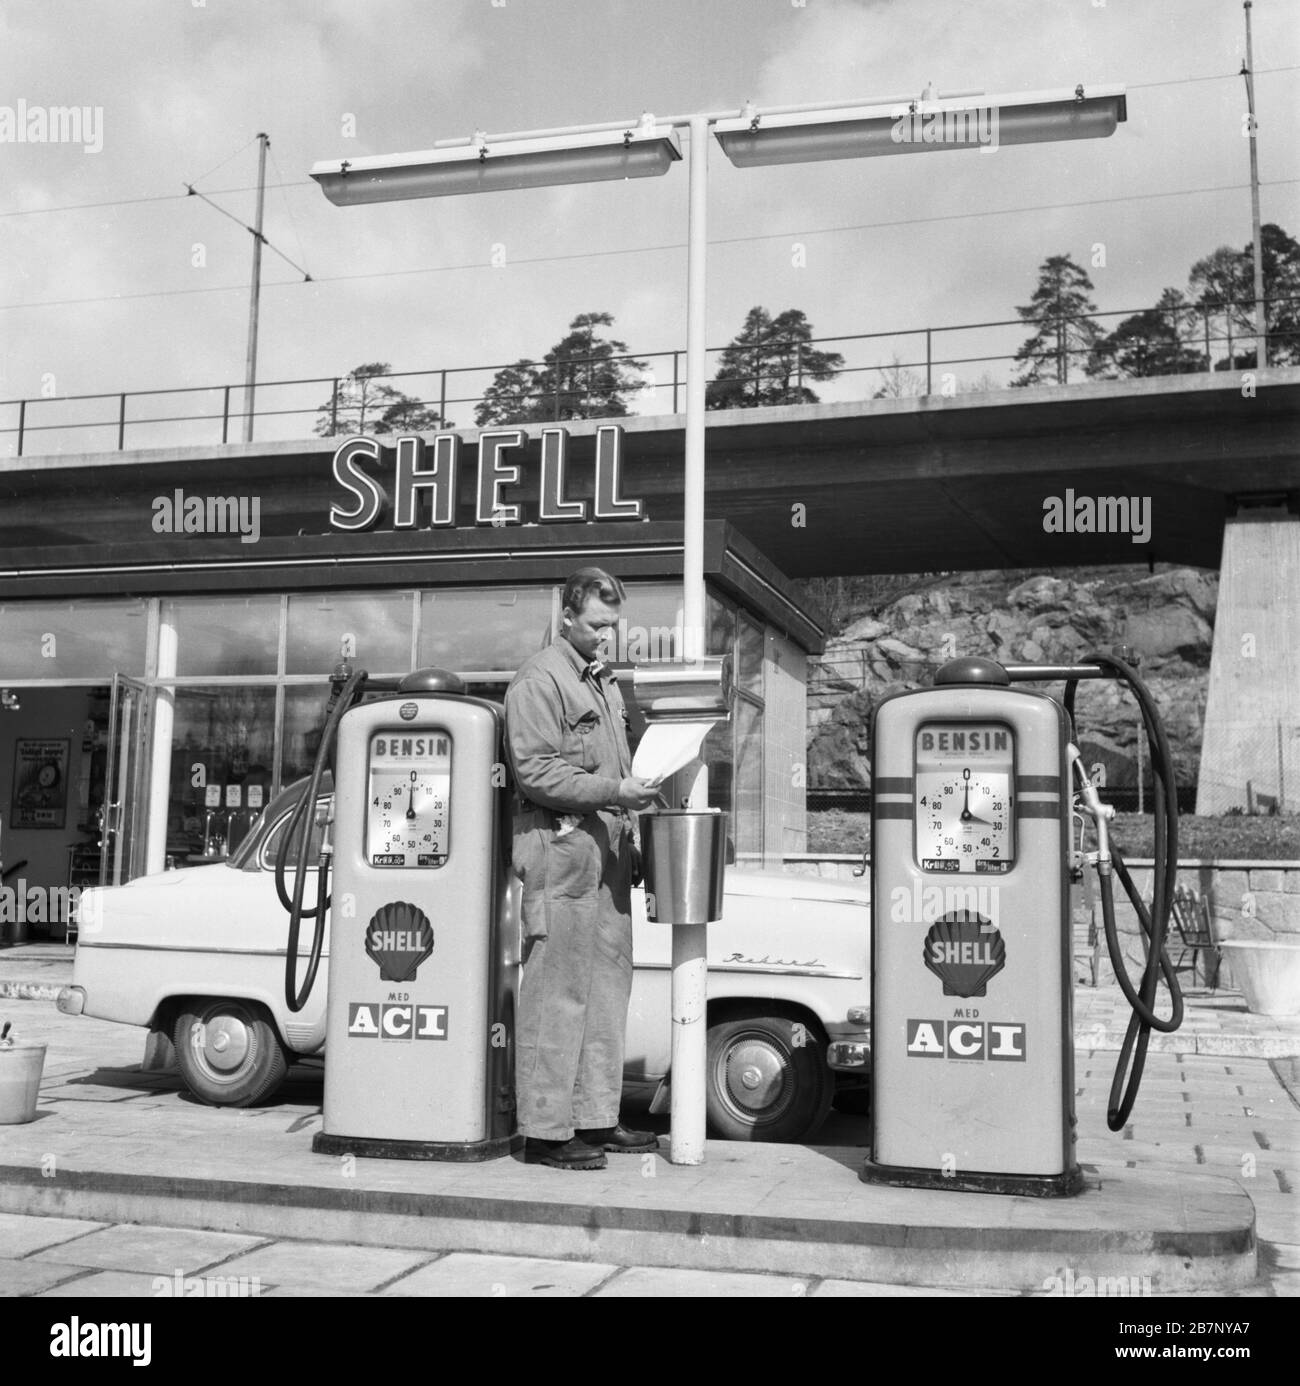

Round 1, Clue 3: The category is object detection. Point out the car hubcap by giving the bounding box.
[200,1013,250,1074]
[723,1036,792,1119]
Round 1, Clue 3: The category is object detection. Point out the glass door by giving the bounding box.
[100,674,151,886]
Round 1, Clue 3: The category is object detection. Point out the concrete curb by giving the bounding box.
[0,1159,1259,1295]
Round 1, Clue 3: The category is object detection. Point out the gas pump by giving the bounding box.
[862,653,1183,1197]
[279,662,517,1161]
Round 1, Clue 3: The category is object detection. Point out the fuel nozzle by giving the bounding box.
[1068,744,1114,873]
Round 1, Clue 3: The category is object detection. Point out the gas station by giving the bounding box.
[1,80,1294,1294]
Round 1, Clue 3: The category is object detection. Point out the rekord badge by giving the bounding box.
[364,901,434,982]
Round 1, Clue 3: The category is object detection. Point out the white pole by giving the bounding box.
[144,616,178,875]
[668,115,711,1167]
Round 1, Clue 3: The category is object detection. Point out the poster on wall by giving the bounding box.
[10,739,71,829]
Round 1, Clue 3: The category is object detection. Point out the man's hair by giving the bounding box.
[562,567,625,615]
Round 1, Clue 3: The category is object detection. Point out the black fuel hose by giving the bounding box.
[1067,651,1184,1130]
[281,666,368,1013]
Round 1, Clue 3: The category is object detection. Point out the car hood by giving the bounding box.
[721,868,871,910]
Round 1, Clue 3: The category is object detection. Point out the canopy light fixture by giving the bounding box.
[713,86,1126,167]
[311,121,682,205]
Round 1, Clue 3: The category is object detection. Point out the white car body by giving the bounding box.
[62,783,872,1140]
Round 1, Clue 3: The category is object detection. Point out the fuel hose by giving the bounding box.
[280,666,368,1013]
[1066,652,1183,1130]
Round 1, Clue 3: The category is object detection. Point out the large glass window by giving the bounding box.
[0,599,148,677]
[165,596,280,676]
[166,685,277,861]
[732,696,764,857]
[418,587,555,673]
[614,582,685,662]
[287,591,413,674]
[737,614,764,696]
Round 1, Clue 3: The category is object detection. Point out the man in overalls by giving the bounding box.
[505,568,662,1169]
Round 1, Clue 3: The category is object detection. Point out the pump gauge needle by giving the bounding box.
[406,785,416,821]
[959,769,992,826]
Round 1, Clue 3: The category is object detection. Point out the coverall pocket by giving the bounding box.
[545,819,602,899]
[564,710,601,772]
[511,812,551,940]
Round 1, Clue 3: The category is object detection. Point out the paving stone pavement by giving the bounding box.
[0,948,1296,1310]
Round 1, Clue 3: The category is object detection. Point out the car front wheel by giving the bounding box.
[174,999,289,1107]
[705,1013,833,1142]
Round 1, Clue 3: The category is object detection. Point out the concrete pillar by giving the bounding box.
[1197,506,1300,814]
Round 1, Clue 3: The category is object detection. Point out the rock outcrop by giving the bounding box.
[801,566,1215,793]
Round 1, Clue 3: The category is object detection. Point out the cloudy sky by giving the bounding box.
[1,0,1296,451]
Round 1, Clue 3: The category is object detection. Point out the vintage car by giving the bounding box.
[59,778,872,1142]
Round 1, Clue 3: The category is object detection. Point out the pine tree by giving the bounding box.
[474,313,648,426]
[1087,288,1207,379]
[706,307,843,409]
[1011,255,1103,386]
[314,363,442,436]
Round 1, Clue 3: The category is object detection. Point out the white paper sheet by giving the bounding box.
[632,720,716,785]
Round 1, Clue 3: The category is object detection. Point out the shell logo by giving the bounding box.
[364,900,435,982]
[922,911,1006,998]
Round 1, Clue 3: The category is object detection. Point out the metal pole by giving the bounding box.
[243,133,269,443]
[1243,1,1268,367]
[668,115,710,1168]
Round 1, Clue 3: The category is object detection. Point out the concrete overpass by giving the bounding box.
[2,369,1295,577]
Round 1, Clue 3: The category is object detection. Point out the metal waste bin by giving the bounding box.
[641,808,727,925]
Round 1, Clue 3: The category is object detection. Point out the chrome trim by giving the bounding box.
[727,892,871,910]
[74,941,321,959]
[634,959,862,980]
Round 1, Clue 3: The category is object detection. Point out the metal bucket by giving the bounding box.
[641,808,727,925]
[0,1043,47,1124]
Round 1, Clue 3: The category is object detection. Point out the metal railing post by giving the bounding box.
[221,386,231,444]
[17,399,26,457]
[439,370,447,425]
[117,393,127,450]
[330,378,339,435]
[925,329,933,395]
[672,351,680,413]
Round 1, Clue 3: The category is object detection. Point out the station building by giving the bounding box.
[0,420,823,932]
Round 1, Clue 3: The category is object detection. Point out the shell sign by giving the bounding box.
[922,912,1006,998]
[364,900,435,982]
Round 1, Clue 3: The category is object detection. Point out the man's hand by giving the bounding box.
[616,776,661,811]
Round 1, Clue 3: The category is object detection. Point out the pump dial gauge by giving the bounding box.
[366,730,452,868]
[914,722,1014,873]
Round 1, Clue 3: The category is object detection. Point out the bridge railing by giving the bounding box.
[2,296,1295,458]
